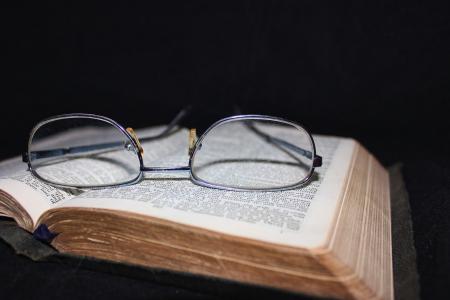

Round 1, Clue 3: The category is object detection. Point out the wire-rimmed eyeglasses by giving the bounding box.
[22,110,322,192]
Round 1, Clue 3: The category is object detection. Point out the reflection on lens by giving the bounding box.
[29,116,141,188]
[191,118,314,190]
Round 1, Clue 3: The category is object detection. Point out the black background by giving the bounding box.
[2,1,450,299]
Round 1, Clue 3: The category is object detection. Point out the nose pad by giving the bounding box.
[125,142,138,154]
[126,127,144,155]
[188,128,197,156]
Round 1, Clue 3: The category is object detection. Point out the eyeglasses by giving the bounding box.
[22,110,322,192]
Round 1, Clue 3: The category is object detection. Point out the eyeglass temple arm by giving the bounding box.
[22,141,126,162]
[244,121,322,167]
[139,105,191,142]
[23,106,192,163]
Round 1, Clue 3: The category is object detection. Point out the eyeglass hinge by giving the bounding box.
[22,152,29,163]
[313,155,322,167]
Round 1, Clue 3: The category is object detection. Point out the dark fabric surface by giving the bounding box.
[390,165,420,300]
[403,158,450,299]
[0,165,418,300]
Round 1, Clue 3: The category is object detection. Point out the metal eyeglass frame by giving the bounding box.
[23,111,322,192]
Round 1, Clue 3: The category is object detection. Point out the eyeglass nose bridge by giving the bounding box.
[137,127,196,174]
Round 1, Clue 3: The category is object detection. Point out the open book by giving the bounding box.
[0,125,393,300]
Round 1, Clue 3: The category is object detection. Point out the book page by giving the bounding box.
[0,174,75,225]
[1,123,354,247]
[0,125,188,226]
[51,125,355,248]
[0,154,79,225]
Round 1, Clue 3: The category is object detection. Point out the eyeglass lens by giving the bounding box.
[191,119,314,190]
[29,117,141,187]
